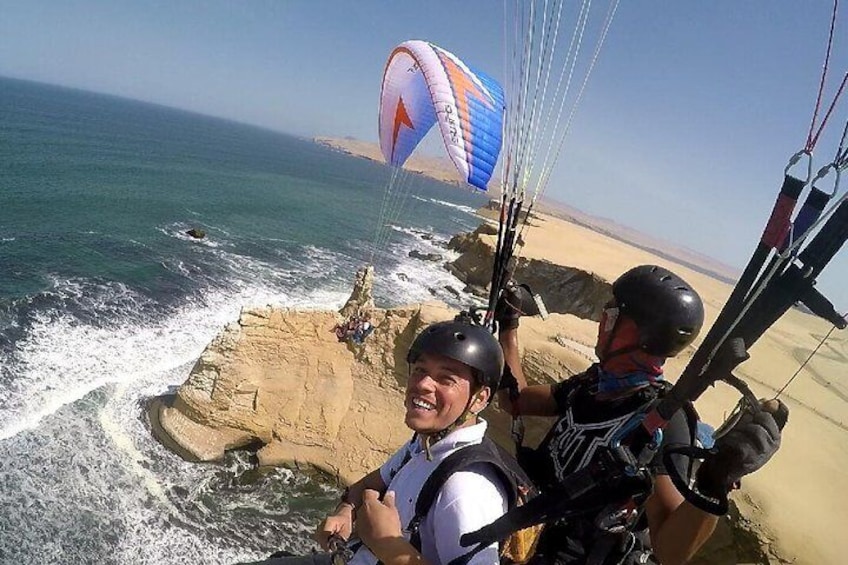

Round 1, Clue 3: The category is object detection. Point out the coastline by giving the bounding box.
[314,136,468,188]
[313,136,739,285]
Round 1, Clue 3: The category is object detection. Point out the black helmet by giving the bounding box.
[406,320,504,394]
[612,265,705,357]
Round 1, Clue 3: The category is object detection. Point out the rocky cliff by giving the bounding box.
[149,296,596,485]
[447,224,612,321]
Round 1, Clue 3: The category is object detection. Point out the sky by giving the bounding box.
[1,0,847,309]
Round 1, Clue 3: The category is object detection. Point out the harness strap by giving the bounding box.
[407,438,531,552]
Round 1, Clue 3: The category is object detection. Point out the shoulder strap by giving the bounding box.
[655,381,702,483]
[407,437,529,551]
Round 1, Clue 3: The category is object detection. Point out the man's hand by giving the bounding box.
[495,282,537,330]
[356,489,403,553]
[696,398,789,504]
[315,503,354,550]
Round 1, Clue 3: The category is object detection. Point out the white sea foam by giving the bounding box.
[203,244,355,303]
[160,259,192,277]
[411,195,477,215]
[0,271,348,441]
[387,224,423,237]
[92,365,328,563]
[373,239,475,310]
[98,382,177,511]
[0,363,311,564]
[385,224,453,248]
[429,198,477,214]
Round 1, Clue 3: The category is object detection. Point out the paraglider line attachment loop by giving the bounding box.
[811,164,841,197]
[458,308,487,329]
[784,149,813,182]
[722,373,760,409]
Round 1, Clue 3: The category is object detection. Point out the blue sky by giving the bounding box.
[1,0,846,309]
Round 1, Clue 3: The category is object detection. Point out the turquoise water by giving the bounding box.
[0,76,487,564]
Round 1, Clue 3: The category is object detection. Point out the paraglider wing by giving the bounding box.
[379,40,505,191]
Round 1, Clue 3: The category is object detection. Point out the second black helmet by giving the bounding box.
[612,265,705,357]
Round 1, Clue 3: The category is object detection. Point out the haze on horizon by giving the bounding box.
[1,0,846,307]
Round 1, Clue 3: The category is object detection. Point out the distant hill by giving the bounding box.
[532,199,739,285]
[314,136,469,188]
[313,136,739,285]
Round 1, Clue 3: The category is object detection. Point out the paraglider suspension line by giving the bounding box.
[775,320,842,399]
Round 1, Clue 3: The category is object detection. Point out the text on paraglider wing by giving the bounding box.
[444,105,459,143]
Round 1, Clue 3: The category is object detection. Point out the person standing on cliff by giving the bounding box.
[495,265,788,565]
[241,318,512,565]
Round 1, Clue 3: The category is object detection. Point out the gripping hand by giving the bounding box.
[494,282,538,330]
[694,398,788,511]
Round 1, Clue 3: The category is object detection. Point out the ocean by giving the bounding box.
[0,76,488,564]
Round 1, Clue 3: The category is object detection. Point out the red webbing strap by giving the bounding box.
[761,175,805,248]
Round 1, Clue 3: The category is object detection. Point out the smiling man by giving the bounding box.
[324,319,511,565]
[242,318,510,565]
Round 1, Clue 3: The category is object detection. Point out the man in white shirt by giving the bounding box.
[245,318,509,565]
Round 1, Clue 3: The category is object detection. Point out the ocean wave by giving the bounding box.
[0,370,334,563]
[386,224,451,247]
[38,275,158,325]
[204,244,354,299]
[412,195,477,215]
[98,374,333,563]
[0,276,348,440]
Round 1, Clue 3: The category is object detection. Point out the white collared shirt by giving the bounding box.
[347,420,507,565]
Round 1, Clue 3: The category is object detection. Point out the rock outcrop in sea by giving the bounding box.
[148,269,590,484]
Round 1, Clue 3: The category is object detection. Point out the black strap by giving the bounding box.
[654,381,699,441]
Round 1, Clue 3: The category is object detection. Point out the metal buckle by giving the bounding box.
[328,535,353,565]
